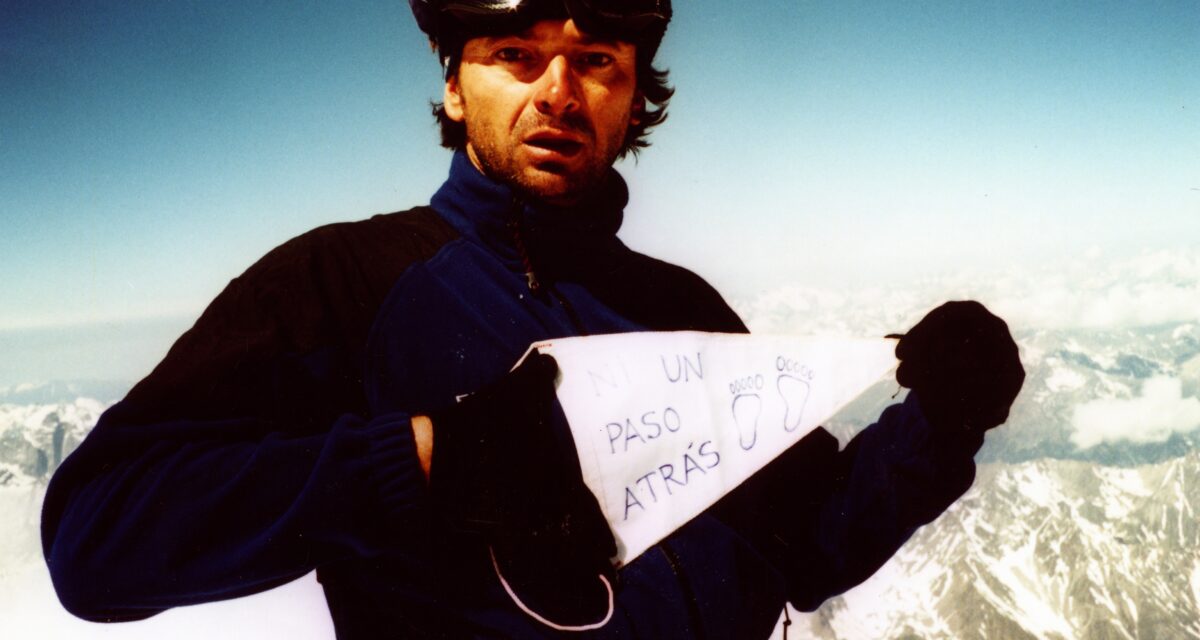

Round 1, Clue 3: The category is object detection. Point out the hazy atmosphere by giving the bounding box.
[2,1,1198,638]
[3,0,1196,374]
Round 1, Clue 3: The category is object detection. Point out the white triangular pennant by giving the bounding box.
[526,331,898,565]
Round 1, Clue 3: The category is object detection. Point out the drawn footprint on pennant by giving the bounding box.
[732,393,762,450]
[777,375,811,432]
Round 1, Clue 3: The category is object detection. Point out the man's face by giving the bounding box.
[444,19,641,205]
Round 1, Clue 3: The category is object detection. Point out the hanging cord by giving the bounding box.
[782,605,792,640]
[489,545,615,632]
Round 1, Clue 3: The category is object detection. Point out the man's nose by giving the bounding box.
[533,55,580,116]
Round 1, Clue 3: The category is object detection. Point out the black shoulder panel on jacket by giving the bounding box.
[122,206,459,427]
[587,248,749,334]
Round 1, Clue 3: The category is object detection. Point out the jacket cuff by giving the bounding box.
[359,412,428,529]
[906,392,986,461]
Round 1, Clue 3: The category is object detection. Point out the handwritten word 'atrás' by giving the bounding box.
[623,441,720,520]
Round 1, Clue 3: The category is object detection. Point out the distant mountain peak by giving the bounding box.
[0,379,130,405]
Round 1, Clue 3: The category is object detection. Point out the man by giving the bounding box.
[42,1,1024,638]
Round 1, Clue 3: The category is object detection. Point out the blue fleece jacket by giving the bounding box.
[42,152,980,639]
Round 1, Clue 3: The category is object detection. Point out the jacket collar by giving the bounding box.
[430,151,628,272]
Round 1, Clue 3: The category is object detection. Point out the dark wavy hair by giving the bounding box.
[431,62,674,160]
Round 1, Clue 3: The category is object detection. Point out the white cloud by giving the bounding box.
[983,248,1200,330]
[1070,376,1200,449]
[1044,367,1086,393]
[736,247,1200,335]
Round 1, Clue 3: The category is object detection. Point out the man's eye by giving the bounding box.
[495,48,531,62]
[578,52,614,68]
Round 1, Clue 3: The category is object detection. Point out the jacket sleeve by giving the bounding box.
[41,222,434,622]
[712,391,982,612]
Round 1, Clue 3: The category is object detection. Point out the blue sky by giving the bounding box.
[1,0,1198,385]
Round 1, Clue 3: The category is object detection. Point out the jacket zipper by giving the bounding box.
[507,200,590,336]
[507,204,542,293]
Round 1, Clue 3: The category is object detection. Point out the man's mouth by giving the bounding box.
[524,132,585,157]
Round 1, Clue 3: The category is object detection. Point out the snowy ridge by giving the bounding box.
[0,398,104,487]
[791,452,1200,639]
[0,398,107,599]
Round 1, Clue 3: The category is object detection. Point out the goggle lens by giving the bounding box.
[438,0,668,38]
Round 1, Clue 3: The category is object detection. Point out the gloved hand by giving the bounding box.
[893,300,1025,434]
[427,352,616,625]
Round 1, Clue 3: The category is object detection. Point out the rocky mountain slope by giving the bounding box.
[792,452,1200,639]
[0,397,102,489]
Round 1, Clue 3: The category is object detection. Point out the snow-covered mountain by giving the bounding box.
[0,397,104,488]
[779,320,1200,467]
[0,396,106,569]
[792,452,1200,639]
[991,323,1200,465]
[744,253,1200,637]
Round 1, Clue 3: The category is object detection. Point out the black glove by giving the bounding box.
[894,300,1025,434]
[427,352,616,625]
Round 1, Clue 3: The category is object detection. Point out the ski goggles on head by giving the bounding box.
[565,0,672,34]
[427,0,671,42]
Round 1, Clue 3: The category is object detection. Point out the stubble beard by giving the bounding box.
[465,110,629,206]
